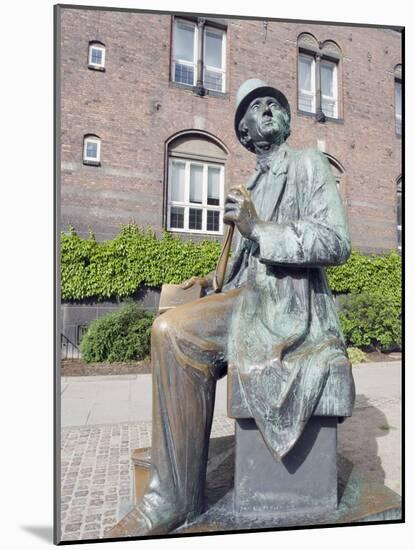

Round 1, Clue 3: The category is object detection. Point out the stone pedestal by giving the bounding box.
[234,417,338,515]
[109,435,401,539]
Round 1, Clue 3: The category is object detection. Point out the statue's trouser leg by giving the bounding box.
[137,288,241,531]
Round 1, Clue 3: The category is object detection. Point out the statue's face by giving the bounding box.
[243,95,288,145]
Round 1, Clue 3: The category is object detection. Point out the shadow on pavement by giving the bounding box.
[339,393,390,487]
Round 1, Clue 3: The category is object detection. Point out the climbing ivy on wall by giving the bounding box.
[61,224,222,301]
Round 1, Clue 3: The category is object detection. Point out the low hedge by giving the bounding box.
[80,302,155,363]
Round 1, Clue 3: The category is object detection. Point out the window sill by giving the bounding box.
[83,159,101,167]
[169,81,228,99]
[297,110,344,124]
[167,228,223,237]
[88,64,105,72]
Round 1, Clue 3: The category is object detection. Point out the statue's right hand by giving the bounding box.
[180,275,212,290]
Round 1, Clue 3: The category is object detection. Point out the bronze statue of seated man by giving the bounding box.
[108,78,355,537]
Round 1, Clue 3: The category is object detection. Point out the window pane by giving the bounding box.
[170,207,184,229]
[299,93,313,112]
[395,81,401,116]
[86,142,98,158]
[204,69,222,92]
[171,161,185,202]
[91,48,102,64]
[190,164,203,203]
[189,208,203,230]
[397,191,402,227]
[208,166,220,205]
[174,64,194,85]
[175,21,195,62]
[299,55,312,92]
[207,210,220,232]
[395,81,402,133]
[321,98,336,118]
[321,63,334,97]
[205,29,222,68]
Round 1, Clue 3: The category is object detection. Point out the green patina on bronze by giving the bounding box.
[108,78,355,538]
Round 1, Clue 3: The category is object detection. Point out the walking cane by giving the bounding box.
[212,222,235,293]
[213,183,254,293]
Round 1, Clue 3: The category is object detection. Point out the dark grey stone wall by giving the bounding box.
[61,286,161,345]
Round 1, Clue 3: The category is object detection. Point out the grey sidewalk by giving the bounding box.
[60,362,402,541]
[61,372,230,426]
[60,361,401,427]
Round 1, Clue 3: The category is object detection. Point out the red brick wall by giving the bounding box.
[59,8,402,253]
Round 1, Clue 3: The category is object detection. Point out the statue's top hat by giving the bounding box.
[234,79,291,150]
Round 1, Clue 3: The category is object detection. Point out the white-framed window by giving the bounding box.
[88,42,106,69]
[298,52,338,118]
[321,59,338,118]
[167,158,224,234]
[203,26,226,92]
[395,80,402,135]
[172,19,198,86]
[172,18,226,92]
[298,53,316,113]
[83,135,101,164]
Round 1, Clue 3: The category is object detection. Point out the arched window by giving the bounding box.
[88,41,106,70]
[397,176,402,251]
[324,153,345,189]
[83,134,101,165]
[297,33,342,121]
[166,132,228,234]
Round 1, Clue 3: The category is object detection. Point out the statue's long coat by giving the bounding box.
[223,143,355,460]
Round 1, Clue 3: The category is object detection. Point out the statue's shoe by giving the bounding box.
[105,505,190,538]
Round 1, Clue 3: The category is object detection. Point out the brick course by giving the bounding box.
[59,7,402,253]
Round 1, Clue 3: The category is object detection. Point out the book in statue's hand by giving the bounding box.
[158,283,203,314]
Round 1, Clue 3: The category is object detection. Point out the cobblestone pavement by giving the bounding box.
[60,415,235,541]
[60,396,401,541]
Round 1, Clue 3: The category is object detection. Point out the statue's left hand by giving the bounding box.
[224,185,259,240]
[180,275,213,290]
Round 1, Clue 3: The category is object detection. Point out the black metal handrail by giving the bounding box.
[61,333,80,360]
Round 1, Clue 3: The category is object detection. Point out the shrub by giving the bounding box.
[339,291,401,351]
[61,224,222,301]
[80,302,155,363]
[346,347,367,365]
[327,249,402,352]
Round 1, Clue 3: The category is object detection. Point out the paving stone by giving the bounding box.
[65,523,82,532]
[82,531,100,539]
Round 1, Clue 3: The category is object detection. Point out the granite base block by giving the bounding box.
[234,417,338,515]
